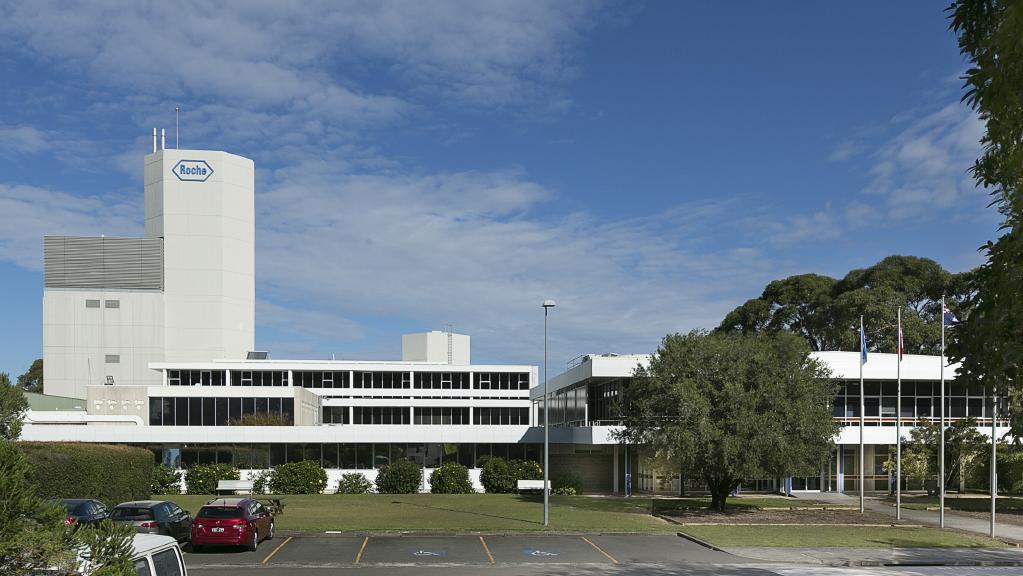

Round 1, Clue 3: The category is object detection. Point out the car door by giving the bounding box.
[170,503,192,541]
[92,501,110,525]
[252,502,269,536]
[153,504,171,537]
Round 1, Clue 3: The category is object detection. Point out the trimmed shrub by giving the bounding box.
[552,470,583,495]
[269,460,328,494]
[336,472,373,494]
[429,462,474,493]
[249,469,272,495]
[151,464,182,495]
[19,442,154,504]
[375,459,422,494]
[511,459,543,482]
[480,457,514,493]
[184,463,239,495]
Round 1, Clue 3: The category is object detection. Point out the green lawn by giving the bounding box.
[156,493,672,533]
[681,525,1007,548]
[895,495,1023,512]
[651,496,829,513]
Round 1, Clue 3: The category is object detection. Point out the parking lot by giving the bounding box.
[184,533,740,570]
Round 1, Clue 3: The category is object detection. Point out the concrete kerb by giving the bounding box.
[674,530,727,553]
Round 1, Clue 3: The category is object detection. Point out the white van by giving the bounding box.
[130,534,187,576]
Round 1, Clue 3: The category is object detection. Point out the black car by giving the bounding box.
[56,499,110,526]
[111,500,193,542]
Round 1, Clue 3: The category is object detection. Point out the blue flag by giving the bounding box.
[859,318,868,365]
[943,303,959,327]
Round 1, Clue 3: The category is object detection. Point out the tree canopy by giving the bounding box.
[716,255,973,354]
[16,359,43,394]
[0,383,28,442]
[946,0,1023,435]
[616,330,840,510]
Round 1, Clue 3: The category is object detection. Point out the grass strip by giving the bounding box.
[680,525,1007,548]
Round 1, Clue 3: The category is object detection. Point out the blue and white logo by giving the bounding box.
[172,159,214,182]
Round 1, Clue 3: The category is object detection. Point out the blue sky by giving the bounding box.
[0,1,997,378]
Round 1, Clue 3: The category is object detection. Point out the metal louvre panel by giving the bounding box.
[44,236,163,290]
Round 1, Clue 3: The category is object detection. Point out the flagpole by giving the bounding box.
[859,315,865,514]
[991,384,997,537]
[896,307,902,521]
[939,296,946,529]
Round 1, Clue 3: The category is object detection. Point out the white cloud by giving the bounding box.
[0,184,140,270]
[0,126,49,154]
[863,103,985,219]
[251,163,778,364]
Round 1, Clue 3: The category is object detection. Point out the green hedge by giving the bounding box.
[151,465,182,495]
[268,460,327,494]
[19,442,154,504]
[184,463,239,494]
[375,459,422,494]
[429,462,474,493]
[336,472,373,494]
[480,457,543,493]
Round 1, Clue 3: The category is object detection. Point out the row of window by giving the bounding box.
[165,369,531,389]
[148,397,295,426]
[85,299,120,308]
[145,442,544,470]
[320,406,530,426]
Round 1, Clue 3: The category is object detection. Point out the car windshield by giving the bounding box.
[198,506,243,519]
[111,507,155,520]
[63,501,90,515]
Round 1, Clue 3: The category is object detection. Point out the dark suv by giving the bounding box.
[55,499,110,526]
[190,498,274,552]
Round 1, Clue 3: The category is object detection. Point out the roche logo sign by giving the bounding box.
[172,159,214,182]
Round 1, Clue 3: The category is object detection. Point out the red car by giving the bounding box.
[190,498,274,552]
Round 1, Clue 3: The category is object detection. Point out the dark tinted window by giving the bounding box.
[112,507,155,520]
[151,548,183,576]
[197,506,243,519]
[70,502,93,515]
[133,558,152,576]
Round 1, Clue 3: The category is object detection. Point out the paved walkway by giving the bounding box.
[723,546,1023,566]
[862,497,1023,543]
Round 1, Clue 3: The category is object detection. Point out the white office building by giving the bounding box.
[23,143,1004,494]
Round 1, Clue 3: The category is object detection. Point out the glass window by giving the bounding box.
[174,399,189,425]
[188,398,202,426]
[202,398,215,426]
[323,443,339,468]
[243,397,256,416]
[270,444,287,467]
[85,299,100,308]
[133,558,151,576]
[268,397,281,415]
[150,398,163,426]
[228,398,241,422]
[340,444,357,469]
[354,444,372,469]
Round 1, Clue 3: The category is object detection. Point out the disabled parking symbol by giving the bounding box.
[412,549,447,557]
[524,549,559,557]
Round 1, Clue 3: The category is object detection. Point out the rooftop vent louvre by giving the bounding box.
[246,351,269,360]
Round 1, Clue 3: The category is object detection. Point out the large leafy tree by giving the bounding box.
[947,0,1023,435]
[617,330,840,510]
[16,359,43,394]
[895,417,988,493]
[0,382,28,441]
[717,255,972,354]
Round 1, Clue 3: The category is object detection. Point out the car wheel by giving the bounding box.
[267,522,274,541]
[248,529,259,552]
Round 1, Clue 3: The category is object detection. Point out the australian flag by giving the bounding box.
[943,303,959,327]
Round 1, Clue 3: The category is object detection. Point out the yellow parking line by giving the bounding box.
[580,536,618,564]
[479,536,495,564]
[355,536,369,564]
[261,536,293,566]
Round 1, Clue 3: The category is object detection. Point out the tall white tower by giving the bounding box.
[42,146,256,398]
[144,149,255,362]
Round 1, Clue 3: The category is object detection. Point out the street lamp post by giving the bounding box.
[542,299,556,527]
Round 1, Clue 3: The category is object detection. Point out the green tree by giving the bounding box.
[0,372,11,387]
[900,418,988,492]
[617,331,840,511]
[16,359,43,394]
[947,0,1023,437]
[0,439,90,575]
[716,255,972,354]
[0,381,28,441]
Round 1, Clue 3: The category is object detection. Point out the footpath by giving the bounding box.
[715,493,1023,567]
